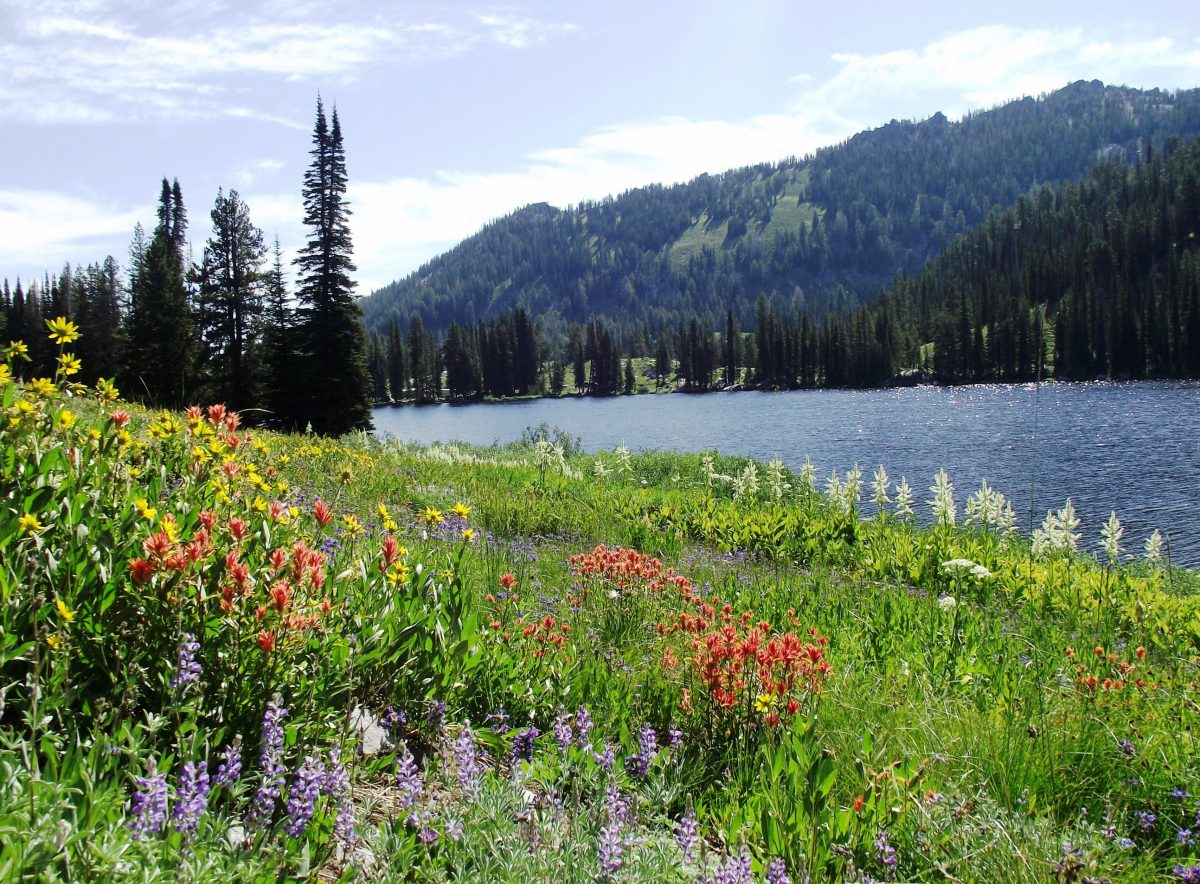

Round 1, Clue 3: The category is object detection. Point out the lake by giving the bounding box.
[372,381,1200,568]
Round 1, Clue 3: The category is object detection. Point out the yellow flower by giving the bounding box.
[422,507,445,526]
[94,377,119,402]
[135,498,157,521]
[117,429,132,448]
[18,513,45,535]
[45,633,64,651]
[252,496,267,513]
[57,409,77,430]
[28,377,57,398]
[451,502,471,519]
[377,503,391,521]
[0,364,11,386]
[462,528,476,543]
[45,316,81,345]
[754,693,776,714]
[387,563,411,585]
[191,445,211,463]
[57,353,82,376]
[161,514,179,543]
[88,428,101,443]
[342,514,363,537]
[55,598,76,623]
[6,340,30,361]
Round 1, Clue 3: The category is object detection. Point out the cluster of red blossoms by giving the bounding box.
[127,505,331,655]
[569,545,671,592]
[1067,644,1153,693]
[688,620,830,724]
[186,403,242,436]
[484,574,572,663]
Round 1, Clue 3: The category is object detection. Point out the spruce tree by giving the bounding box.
[195,188,267,411]
[291,98,372,434]
[121,178,195,407]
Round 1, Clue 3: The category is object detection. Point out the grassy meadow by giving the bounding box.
[2,320,1199,882]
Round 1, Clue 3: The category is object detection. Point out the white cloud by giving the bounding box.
[0,189,148,272]
[0,2,578,125]
[804,26,1200,123]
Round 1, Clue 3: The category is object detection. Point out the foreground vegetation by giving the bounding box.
[2,321,1199,881]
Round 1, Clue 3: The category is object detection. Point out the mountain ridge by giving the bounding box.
[360,80,1200,345]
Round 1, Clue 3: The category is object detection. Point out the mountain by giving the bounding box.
[359,81,1200,347]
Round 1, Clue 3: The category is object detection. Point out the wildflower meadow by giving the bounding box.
[1,320,1199,881]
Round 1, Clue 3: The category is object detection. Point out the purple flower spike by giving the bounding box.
[169,632,202,689]
[128,758,169,839]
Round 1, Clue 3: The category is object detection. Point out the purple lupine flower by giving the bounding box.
[1118,837,1135,849]
[510,726,539,764]
[575,705,593,748]
[625,725,658,778]
[766,856,792,884]
[1118,739,1137,757]
[485,706,510,734]
[285,756,326,837]
[875,831,898,878]
[594,741,615,771]
[384,706,407,735]
[597,821,624,878]
[214,740,242,787]
[668,726,683,749]
[712,849,753,884]
[334,798,357,847]
[1134,810,1156,832]
[1178,828,1196,846]
[427,700,446,730]
[171,761,210,835]
[322,746,350,799]
[169,632,202,689]
[553,709,573,753]
[127,758,169,839]
[450,725,481,795]
[418,825,439,846]
[445,817,464,842]
[675,804,699,863]
[252,694,289,822]
[396,748,423,810]
[1173,864,1200,882]
[604,780,630,826]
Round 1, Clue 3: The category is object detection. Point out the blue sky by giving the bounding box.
[2,0,1198,295]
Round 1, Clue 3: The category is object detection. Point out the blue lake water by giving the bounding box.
[372,381,1200,567]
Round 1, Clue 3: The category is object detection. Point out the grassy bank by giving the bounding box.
[2,322,1199,881]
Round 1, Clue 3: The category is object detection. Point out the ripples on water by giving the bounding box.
[372,381,1200,567]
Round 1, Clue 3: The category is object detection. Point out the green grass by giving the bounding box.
[2,324,1198,881]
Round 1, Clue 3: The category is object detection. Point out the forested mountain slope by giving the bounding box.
[361,80,1200,346]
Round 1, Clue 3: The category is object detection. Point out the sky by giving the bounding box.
[2,0,1199,296]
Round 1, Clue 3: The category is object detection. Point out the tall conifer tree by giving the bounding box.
[291,97,371,434]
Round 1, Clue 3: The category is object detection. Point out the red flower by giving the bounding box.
[499,573,517,589]
[228,517,248,541]
[257,630,275,652]
[199,510,216,531]
[206,404,228,426]
[269,580,292,612]
[108,409,131,427]
[129,557,154,584]
[313,499,333,527]
[380,534,401,571]
[853,795,865,813]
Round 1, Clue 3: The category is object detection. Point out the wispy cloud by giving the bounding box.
[0,189,148,272]
[801,25,1200,125]
[0,1,579,125]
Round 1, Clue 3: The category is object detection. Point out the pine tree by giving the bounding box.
[121,178,195,407]
[195,188,267,411]
[290,98,372,434]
